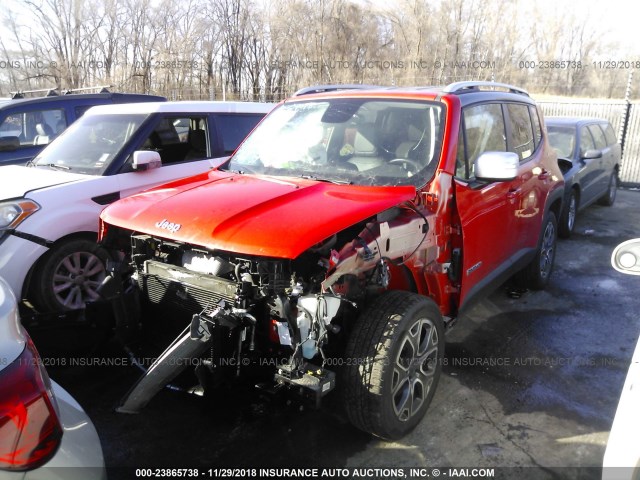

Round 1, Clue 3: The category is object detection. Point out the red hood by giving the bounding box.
[101,170,417,258]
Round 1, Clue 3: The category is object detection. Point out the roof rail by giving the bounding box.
[9,85,113,99]
[443,81,529,96]
[62,85,112,95]
[10,88,59,99]
[294,84,384,96]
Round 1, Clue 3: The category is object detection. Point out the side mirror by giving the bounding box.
[0,136,19,152]
[612,239,640,276]
[132,150,161,171]
[475,151,519,182]
[582,149,602,160]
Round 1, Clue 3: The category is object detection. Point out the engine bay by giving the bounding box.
[100,202,434,412]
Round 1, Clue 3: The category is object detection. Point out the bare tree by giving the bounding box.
[84,0,123,85]
[211,0,253,98]
[2,0,638,100]
[22,0,92,88]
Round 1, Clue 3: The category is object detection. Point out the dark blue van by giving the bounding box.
[0,88,165,166]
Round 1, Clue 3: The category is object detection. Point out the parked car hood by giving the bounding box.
[0,165,88,199]
[101,170,417,258]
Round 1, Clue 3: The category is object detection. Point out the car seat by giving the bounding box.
[33,124,51,145]
[185,129,207,160]
[347,123,385,171]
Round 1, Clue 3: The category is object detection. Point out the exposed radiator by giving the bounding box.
[138,260,237,312]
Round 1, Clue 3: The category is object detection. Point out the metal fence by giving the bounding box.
[538,101,640,187]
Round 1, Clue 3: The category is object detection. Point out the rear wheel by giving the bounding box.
[516,211,557,290]
[30,238,109,312]
[598,171,617,206]
[342,291,444,440]
[558,190,577,238]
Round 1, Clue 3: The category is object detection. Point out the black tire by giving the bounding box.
[342,291,444,440]
[558,190,577,239]
[30,238,109,312]
[516,211,557,290]
[598,171,617,206]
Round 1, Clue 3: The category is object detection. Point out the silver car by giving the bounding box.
[0,277,106,480]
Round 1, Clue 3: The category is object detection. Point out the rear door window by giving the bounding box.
[602,123,618,146]
[506,103,535,161]
[529,106,543,148]
[588,124,607,150]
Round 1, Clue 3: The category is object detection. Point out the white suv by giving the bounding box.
[0,101,273,312]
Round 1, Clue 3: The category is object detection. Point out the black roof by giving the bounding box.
[1,92,165,110]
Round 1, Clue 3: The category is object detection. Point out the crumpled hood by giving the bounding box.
[0,165,88,199]
[101,170,417,258]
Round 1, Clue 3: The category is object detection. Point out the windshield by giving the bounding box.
[226,98,444,187]
[32,113,149,175]
[547,125,576,159]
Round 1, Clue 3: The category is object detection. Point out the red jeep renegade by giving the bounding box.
[98,82,564,439]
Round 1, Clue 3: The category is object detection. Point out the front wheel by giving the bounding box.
[30,238,109,312]
[342,291,444,440]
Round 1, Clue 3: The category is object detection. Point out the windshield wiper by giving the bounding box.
[228,165,259,175]
[300,174,352,185]
[39,163,72,171]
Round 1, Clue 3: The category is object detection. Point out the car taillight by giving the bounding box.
[0,337,63,471]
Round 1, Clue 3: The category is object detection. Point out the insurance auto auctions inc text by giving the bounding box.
[236,468,494,478]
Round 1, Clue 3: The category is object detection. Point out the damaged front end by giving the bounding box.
[99,200,435,412]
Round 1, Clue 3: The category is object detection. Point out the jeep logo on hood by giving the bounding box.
[155,219,181,233]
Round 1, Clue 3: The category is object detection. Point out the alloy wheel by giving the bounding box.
[538,219,556,280]
[52,251,106,309]
[391,318,439,422]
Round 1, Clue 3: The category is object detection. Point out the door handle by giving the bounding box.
[507,188,521,200]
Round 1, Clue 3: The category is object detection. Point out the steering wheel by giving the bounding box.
[389,158,423,173]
